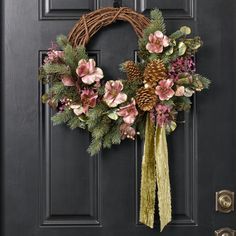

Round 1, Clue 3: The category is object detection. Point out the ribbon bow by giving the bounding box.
[139,114,172,232]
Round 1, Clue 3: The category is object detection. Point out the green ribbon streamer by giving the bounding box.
[139,114,172,232]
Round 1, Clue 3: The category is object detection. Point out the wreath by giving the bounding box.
[39,7,210,232]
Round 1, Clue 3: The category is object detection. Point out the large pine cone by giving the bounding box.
[122,60,142,81]
[144,59,167,87]
[136,86,158,111]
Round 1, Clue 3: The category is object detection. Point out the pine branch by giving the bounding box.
[43,63,70,75]
[91,117,111,140]
[86,103,107,130]
[51,109,74,125]
[103,123,121,148]
[56,35,69,50]
[75,45,88,62]
[87,138,102,156]
[67,116,86,129]
[150,9,166,34]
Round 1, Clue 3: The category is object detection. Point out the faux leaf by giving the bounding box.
[180,26,191,35]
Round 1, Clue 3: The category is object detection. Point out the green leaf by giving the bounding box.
[107,112,119,120]
[180,26,191,35]
[166,121,177,133]
[178,42,187,56]
[169,30,185,40]
[165,47,174,56]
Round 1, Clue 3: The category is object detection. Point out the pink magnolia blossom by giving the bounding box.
[175,86,185,96]
[120,123,136,140]
[81,89,98,113]
[155,79,175,101]
[61,75,75,86]
[71,89,98,116]
[103,80,127,107]
[156,104,172,127]
[146,31,169,54]
[76,59,103,85]
[117,99,138,125]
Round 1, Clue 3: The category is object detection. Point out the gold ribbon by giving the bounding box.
[139,114,172,232]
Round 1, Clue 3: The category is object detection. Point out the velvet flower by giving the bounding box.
[44,49,64,64]
[156,104,172,127]
[146,31,169,54]
[169,57,196,81]
[71,89,98,116]
[103,80,127,107]
[117,99,138,125]
[155,79,175,101]
[76,59,104,85]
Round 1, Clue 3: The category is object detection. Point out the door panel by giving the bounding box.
[2,0,236,235]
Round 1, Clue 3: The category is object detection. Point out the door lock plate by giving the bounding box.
[215,228,236,236]
[216,190,234,213]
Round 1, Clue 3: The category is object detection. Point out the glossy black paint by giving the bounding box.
[1,0,236,235]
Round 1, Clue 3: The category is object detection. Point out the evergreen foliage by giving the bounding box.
[43,63,71,75]
[51,108,74,125]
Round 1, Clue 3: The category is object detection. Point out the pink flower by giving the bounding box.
[103,80,127,107]
[120,123,136,140]
[169,57,196,81]
[156,104,172,127]
[71,89,98,116]
[146,31,169,54]
[175,86,185,96]
[117,99,138,125]
[76,59,104,85]
[81,89,98,113]
[155,79,175,101]
[61,75,75,86]
[44,50,64,64]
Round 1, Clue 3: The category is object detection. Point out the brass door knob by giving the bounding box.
[216,190,234,213]
[215,228,236,236]
[219,195,233,209]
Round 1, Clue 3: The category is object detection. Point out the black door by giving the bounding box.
[2,0,236,235]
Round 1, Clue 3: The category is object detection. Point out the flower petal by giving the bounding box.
[88,59,96,74]
[81,74,96,84]
[163,35,170,47]
[154,30,164,38]
[113,93,127,106]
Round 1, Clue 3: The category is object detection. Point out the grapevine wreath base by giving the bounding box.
[39,7,210,232]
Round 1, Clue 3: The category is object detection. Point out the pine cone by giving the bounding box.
[136,86,158,111]
[144,59,167,87]
[122,61,142,81]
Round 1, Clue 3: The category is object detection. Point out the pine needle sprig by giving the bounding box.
[51,108,74,125]
[43,63,71,75]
